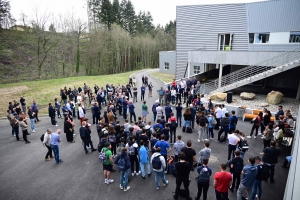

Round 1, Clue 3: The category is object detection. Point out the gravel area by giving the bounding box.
[207,93,299,116]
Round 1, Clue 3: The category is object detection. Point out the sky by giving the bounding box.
[10,0,265,27]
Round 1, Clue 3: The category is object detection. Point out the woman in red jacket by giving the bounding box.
[247,111,263,139]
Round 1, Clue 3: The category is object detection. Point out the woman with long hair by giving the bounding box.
[141,101,148,122]
[247,111,263,139]
[262,123,274,149]
[108,126,117,157]
[183,107,192,130]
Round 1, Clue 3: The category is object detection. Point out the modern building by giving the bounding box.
[175,0,300,99]
[159,51,176,74]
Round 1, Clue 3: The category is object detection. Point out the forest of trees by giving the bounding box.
[0,0,176,83]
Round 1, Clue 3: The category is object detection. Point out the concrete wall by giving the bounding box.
[188,50,282,66]
[159,51,176,75]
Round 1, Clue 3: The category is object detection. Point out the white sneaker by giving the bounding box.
[132,173,135,176]
[120,185,124,190]
[210,138,214,140]
[254,136,257,139]
[86,146,91,149]
[73,134,76,136]
[197,139,200,143]
[105,179,108,184]
[108,179,114,184]
[202,139,204,142]
[136,171,141,176]
[258,133,262,135]
[124,186,130,191]
[53,124,58,126]
[247,136,251,139]
[163,180,169,186]
[32,130,36,133]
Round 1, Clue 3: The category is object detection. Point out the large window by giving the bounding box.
[290,31,300,43]
[164,62,169,70]
[254,33,270,43]
[194,66,200,74]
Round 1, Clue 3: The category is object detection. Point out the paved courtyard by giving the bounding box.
[0,70,291,200]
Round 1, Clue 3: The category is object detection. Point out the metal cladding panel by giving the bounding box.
[159,51,176,75]
[176,3,248,79]
[246,0,300,33]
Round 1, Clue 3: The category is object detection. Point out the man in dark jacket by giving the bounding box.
[190,104,197,129]
[218,113,230,143]
[80,121,97,154]
[48,103,57,126]
[275,105,284,121]
[262,140,280,183]
[129,101,136,123]
[152,100,158,122]
[93,103,101,124]
[165,103,172,122]
[114,147,131,191]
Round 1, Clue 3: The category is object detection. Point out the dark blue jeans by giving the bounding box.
[177,115,182,127]
[123,108,127,119]
[51,145,60,163]
[153,112,157,121]
[10,124,14,136]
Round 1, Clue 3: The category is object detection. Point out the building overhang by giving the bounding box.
[188,50,285,66]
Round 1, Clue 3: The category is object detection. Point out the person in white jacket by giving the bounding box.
[43,129,53,161]
[150,147,169,189]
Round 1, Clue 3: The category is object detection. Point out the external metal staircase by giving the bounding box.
[200,47,300,95]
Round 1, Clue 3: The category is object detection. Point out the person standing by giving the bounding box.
[217,113,230,143]
[247,111,263,139]
[154,134,171,173]
[214,163,232,200]
[198,141,211,165]
[197,112,208,142]
[78,103,85,126]
[152,100,158,122]
[214,105,222,130]
[173,152,191,200]
[102,142,114,184]
[165,103,172,122]
[79,121,97,154]
[20,96,26,113]
[229,110,238,134]
[11,114,21,141]
[48,103,58,126]
[190,104,197,129]
[141,84,146,101]
[195,158,212,200]
[133,86,138,103]
[55,98,62,119]
[237,157,257,200]
[251,156,265,200]
[43,129,53,161]
[139,140,151,179]
[181,140,197,173]
[174,135,185,162]
[50,129,63,164]
[122,97,128,120]
[7,110,14,137]
[228,130,240,160]
[129,101,136,123]
[157,87,165,105]
[27,107,36,133]
[141,101,148,122]
[64,115,75,143]
[31,100,40,122]
[262,140,280,183]
[114,147,131,191]
[176,103,183,127]
[126,136,140,176]
[168,113,177,144]
[148,82,153,97]
[207,112,214,140]
[156,103,163,120]
[262,123,274,150]
[19,116,30,144]
[229,150,244,193]
[151,147,168,189]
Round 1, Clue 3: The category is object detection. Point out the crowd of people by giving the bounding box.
[5,74,294,200]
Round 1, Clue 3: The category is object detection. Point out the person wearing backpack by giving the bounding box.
[168,113,177,144]
[108,126,117,157]
[237,132,248,159]
[139,141,151,179]
[154,134,171,173]
[153,120,163,138]
[251,156,265,200]
[229,150,244,193]
[173,152,191,200]
[114,147,131,191]
[237,157,258,200]
[42,129,53,161]
[229,111,238,134]
[125,136,140,176]
[197,112,208,142]
[150,147,168,190]
[195,158,212,200]
[101,142,114,185]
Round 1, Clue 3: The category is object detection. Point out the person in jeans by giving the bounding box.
[114,147,131,191]
[139,141,151,179]
[173,152,191,200]
[43,129,53,160]
[207,113,214,140]
[195,158,212,200]
[229,150,244,192]
[214,163,232,200]
[150,147,168,189]
[31,100,40,122]
[237,157,257,200]
[183,107,192,129]
[50,129,63,164]
[27,106,36,133]
[154,134,171,172]
[251,156,264,200]
[55,98,62,119]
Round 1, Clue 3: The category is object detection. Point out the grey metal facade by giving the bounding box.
[159,51,176,75]
[176,3,248,79]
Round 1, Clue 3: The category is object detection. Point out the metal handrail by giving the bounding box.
[200,46,300,94]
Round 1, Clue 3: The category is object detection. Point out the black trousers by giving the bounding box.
[263,139,271,149]
[129,155,139,173]
[250,125,259,136]
[191,116,195,129]
[228,144,236,160]
[231,172,241,190]
[215,189,228,200]
[45,145,53,158]
[83,139,94,152]
[130,112,136,122]
[196,184,209,200]
[66,131,73,142]
[214,118,221,130]
[141,93,145,101]
[22,129,29,142]
[174,176,190,200]
[170,127,176,144]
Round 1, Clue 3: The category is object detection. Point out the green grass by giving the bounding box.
[151,72,175,83]
[0,70,140,117]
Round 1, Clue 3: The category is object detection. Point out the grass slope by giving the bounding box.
[0,71,138,117]
[150,72,175,84]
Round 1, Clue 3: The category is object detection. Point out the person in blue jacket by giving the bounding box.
[114,147,131,191]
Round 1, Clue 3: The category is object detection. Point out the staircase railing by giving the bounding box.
[200,46,300,94]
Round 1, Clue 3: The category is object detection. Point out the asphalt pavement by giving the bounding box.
[0,69,290,200]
